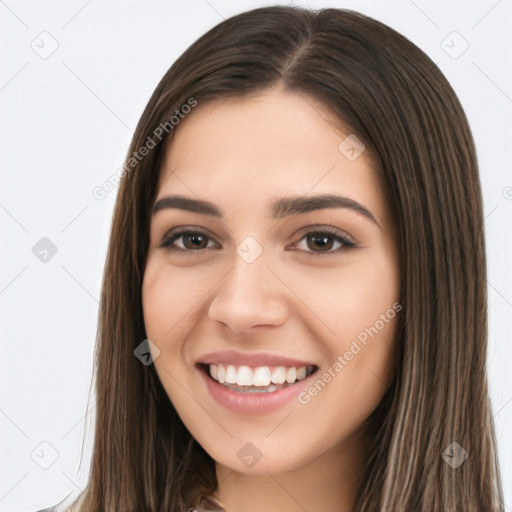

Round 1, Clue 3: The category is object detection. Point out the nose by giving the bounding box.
[207,253,289,334]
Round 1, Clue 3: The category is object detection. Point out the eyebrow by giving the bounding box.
[153,194,379,226]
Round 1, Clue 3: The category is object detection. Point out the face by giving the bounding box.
[142,89,400,475]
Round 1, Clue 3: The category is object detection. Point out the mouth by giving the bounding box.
[197,362,318,394]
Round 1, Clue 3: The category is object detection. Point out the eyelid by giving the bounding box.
[159,226,220,251]
[287,225,357,256]
[292,224,356,244]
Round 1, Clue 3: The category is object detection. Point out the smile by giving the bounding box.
[197,362,319,414]
[203,363,315,392]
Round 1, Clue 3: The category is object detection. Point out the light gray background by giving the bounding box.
[0,1,510,511]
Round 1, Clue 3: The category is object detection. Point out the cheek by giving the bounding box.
[292,251,399,346]
[316,253,399,416]
[297,250,399,401]
[340,264,397,336]
[141,261,200,405]
[141,260,208,345]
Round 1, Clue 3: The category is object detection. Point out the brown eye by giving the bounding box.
[291,227,357,256]
[181,232,209,250]
[160,229,218,252]
[306,233,335,252]
[159,226,356,256]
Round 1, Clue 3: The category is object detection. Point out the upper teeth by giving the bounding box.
[209,363,310,386]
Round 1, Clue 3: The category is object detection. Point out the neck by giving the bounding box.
[212,429,368,512]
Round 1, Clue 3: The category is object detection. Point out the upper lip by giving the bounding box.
[196,349,316,367]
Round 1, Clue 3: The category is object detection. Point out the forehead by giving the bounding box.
[156,90,386,225]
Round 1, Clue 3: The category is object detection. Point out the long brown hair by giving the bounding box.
[61,6,503,511]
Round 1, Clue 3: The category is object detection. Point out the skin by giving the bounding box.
[142,87,400,512]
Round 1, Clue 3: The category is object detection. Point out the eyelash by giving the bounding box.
[159,226,357,257]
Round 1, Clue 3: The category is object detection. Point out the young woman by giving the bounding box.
[41,5,504,512]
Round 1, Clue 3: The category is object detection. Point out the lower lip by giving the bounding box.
[198,366,317,415]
